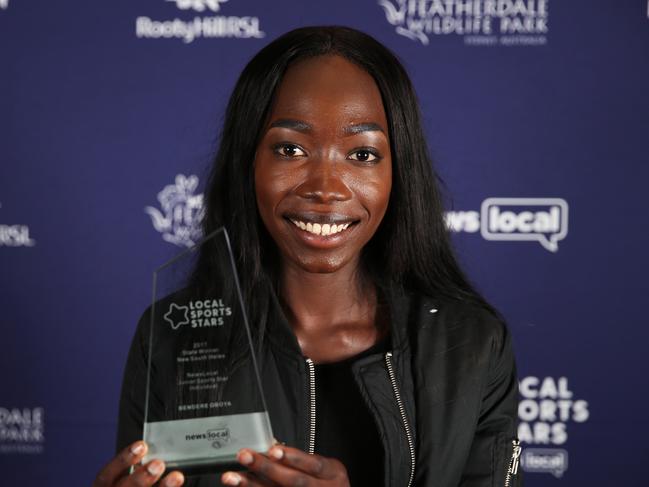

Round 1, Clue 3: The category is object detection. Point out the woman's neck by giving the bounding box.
[278,259,386,362]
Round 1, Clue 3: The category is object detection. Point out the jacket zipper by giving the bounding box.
[305,358,316,454]
[504,439,522,487]
[385,352,415,487]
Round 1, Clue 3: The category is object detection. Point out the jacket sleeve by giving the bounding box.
[458,320,523,487]
[115,309,150,453]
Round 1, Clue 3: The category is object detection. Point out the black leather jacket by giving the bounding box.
[117,286,522,487]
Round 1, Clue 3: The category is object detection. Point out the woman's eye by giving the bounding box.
[348,149,379,163]
[274,144,305,158]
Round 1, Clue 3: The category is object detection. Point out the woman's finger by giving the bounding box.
[115,459,165,487]
[92,441,148,487]
[268,445,345,480]
[158,471,185,487]
[221,471,274,487]
[229,448,346,486]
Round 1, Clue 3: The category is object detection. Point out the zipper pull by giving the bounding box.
[509,439,522,475]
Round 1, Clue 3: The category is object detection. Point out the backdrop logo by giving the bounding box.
[517,376,589,478]
[521,448,568,478]
[167,0,228,12]
[0,202,36,247]
[0,0,8,11]
[136,0,265,43]
[146,174,204,247]
[0,407,45,455]
[481,198,568,252]
[445,197,568,252]
[378,0,549,47]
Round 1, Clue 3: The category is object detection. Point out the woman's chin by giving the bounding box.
[285,252,357,275]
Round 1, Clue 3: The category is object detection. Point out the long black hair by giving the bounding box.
[192,25,496,331]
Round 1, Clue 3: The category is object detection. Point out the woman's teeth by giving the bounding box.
[289,219,351,236]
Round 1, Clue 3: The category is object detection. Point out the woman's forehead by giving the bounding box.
[267,54,389,133]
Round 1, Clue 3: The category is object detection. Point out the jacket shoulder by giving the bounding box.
[413,294,508,343]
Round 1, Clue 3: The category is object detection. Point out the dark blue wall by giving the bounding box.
[1,0,648,485]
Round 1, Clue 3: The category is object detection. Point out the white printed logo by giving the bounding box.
[445,197,568,252]
[481,198,568,252]
[165,303,190,330]
[136,0,264,43]
[517,376,589,478]
[0,0,8,11]
[165,299,232,329]
[167,0,228,12]
[0,202,36,247]
[146,174,204,248]
[521,448,568,478]
[0,407,45,455]
[378,0,549,47]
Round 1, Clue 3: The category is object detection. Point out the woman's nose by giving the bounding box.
[295,158,353,204]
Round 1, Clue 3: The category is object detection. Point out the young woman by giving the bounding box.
[95,26,521,487]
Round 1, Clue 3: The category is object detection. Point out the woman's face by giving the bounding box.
[254,55,392,274]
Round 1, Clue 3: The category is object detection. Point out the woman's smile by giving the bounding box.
[283,211,360,250]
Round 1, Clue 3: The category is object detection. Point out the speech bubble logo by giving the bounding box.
[521,448,569,478]
[480,198,569,252]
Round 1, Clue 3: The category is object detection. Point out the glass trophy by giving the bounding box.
[142,227,273,474]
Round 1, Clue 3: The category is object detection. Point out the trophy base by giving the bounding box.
[171,460,243,477]
[142,412,274,474]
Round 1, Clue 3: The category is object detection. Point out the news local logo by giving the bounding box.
[185,426,231,448]
[445,197,568,252]
[517,376,589,478]
[522,448,568,478]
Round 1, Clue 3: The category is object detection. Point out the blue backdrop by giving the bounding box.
[1,0,648,485]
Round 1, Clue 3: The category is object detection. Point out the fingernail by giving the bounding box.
[147,460,165,476]
[164,473,183,487]
[269,446,284,459]
[130,442,145,456]
[222,472,242,485]
[238,450,254,465]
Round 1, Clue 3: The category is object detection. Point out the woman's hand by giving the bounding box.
[221,445,350,487]
[92,441,184,487]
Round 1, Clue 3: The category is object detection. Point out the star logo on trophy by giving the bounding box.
[164,303,190,330]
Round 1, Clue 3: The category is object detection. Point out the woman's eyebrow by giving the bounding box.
[267,119,386,135]
[342,122,385,135]
[268,119,312,133]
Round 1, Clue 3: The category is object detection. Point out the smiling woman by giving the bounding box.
[97,26,522,487]
[255,55,392,276]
